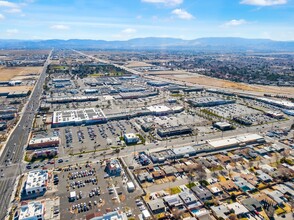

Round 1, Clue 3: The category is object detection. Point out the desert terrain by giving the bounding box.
[147,71,294,97]
[0,66,42,81]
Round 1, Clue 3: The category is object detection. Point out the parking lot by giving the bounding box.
[56,120,140,156]
[55,161,142,219]
[205,103,279,126]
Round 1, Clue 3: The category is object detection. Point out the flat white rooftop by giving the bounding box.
[29,136,59,146]
[207,133,264,148]
[147,105,171,113]
[19,201,44,220]
[52,108,106,124]
[25,170,48,191]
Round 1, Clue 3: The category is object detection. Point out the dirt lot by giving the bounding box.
[147,70,188,75]
[0,67,42,81]
[158,74,294,96]
[0,50,50,56]
[0,85,33,93]
[125,61,153,68]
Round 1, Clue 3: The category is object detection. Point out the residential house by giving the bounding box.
[241,198,262,212]
[256,170,273,183]
[215,154,231,165]
[210,204,230,219]
[191,185,213,201]
[233,177,256,192]
[227,202,250,219]
[147,198,166,215]
[264,189,286,206]
[219,180,239,192]
[163,194,185,210]
[179,191,202,210]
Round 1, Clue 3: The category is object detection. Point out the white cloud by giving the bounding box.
[6,29,19,34]
[0,13,5,20]
[122,28,137,34]
[223,19,247,27]
[113,28,137,40]
[0,1,23,14]
[171,8,194,20]
[0,0,18,8]
[240,0,287,6]
[50,24,70,30]
[5,8,22,13]
[142,0,183,6]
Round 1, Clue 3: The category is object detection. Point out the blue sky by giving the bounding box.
[0,0,293,40]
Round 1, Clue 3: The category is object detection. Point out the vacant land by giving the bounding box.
[0,86,33,93]
[0,50,49,56]
[125,61,154,68]
[147,70,188,75]
[157,74,294,96]
[0,67,42,81]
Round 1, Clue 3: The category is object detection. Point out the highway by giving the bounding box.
[0,50,52,220]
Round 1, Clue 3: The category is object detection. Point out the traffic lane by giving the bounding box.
[0,51,51,220]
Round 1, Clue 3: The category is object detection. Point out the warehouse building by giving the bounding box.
[119,86,145,93]
[28,136,60,149]
[147,81,169,87]
[119,91,158,99]
[188,96,235,107]
[183,86,204,93]
[84,89,99,94]
[46,96,98,103]
[257,97,294,110]
[7,91,30,98]
[207,134,265,150]
[157,125,192,137]
[147,105,184,116]
[52,78,71,83]
[0,107,17,114]
[0,114,15,120]
[52,108,107,127]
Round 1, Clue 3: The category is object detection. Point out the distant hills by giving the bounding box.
[0,37,294,52]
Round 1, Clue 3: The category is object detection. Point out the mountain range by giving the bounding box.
[0,37,293,52]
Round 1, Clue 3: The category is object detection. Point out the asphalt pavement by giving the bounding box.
[0,50,52,220]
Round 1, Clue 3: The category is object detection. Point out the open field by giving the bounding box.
[0,50,50,56]
[158,74,294,96]
[147,70,188,75]
[0,67,42,81]
[125,61,154,67]
[0,85,33,93]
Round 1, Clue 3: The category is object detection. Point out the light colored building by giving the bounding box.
[24,170,48,196]
[86,211,127,220]
[28,136,59,149]
[52,108,107,127]
[227,202,250,218]
[127,182,135,192]
[207,133,265,149]
[124,133,139,144]
[19,201,44,220]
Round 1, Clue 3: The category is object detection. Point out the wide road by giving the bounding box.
[0,50,52,220]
